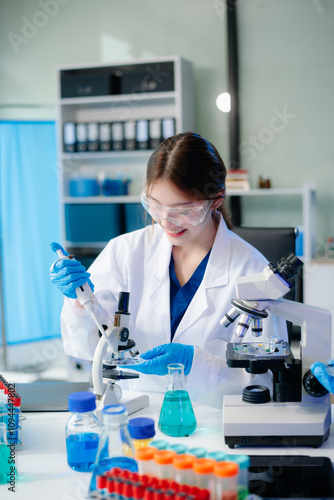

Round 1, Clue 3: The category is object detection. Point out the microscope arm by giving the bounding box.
[92,327,119,396]
[265,298,331,403]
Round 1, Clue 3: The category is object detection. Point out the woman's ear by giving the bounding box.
[211,189,225,209]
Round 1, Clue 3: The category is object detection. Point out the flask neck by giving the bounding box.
[167,363,186,392]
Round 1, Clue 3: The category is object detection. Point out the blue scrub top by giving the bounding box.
[169,250,211,340]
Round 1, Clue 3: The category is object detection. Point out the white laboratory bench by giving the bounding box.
[1,391,334,500]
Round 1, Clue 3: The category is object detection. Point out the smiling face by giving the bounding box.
[148,179,217,248]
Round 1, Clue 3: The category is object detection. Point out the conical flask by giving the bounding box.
[89,404,138,493]
[158,363,197,437]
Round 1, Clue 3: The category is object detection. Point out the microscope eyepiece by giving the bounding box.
[275,252,303,280]
[117,291,130,314]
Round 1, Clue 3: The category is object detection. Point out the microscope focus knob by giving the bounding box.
[303,369,329,397]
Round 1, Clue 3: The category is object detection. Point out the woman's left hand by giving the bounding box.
[128,343,194,376]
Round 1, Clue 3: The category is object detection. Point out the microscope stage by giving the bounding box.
[223,395,331,448]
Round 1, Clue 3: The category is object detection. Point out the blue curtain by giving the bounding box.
[0,121,63,345]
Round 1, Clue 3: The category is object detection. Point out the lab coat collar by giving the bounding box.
[146,224,172,280]
[146,224,172,343]
[202,214,231,288]
[173,216,232,339]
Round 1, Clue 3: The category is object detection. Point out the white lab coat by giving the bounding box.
[60,216,287,408]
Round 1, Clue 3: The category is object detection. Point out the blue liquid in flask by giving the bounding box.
[158,390,197,437]
[66,432,100,472]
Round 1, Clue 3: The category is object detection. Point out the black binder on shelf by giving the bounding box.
[76,123,88,152]
[63,122,76,153]
[99,123,111,151]
[149,119,162,149]
[136,119,149,150]
[87,122,99,152]
[162,118,176,140]
[124,120,136,150]
[111,122,124,151]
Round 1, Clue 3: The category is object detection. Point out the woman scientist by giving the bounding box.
[50,132,287,408]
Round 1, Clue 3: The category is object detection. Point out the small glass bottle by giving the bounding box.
[65,391,101,473]
[89,404,138,494]
[128,417,155,449]
[158,363,197,437]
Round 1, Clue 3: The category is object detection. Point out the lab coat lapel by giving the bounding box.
[173,217,231,340]
[146,226,172,343]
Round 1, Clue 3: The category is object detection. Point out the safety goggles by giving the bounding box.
[140,192,212,226]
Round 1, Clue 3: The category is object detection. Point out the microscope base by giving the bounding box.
[96,389,149,419]
[223,395,331,449]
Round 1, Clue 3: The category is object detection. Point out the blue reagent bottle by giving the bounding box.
[65,391,101,472]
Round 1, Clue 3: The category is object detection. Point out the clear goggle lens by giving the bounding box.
[140,193,212,226]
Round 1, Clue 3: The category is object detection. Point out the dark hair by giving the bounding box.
[145,132,232,229]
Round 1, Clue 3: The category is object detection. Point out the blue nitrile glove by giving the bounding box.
[50,242,94,299]
[128,343,194,376]
[311,361,334,393]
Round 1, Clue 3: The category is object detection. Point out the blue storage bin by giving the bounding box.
[69,178,100,197]
[65,204,122,242]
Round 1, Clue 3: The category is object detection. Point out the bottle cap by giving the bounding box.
[214,461,239,477]
[96,474,107,490]
[154,450,177,465]
[150,439,169,450]
[188,447,207,458]
[228,454,250,469]
[207,450,228,462]
[68,391,96,412]
[169,443,188,455]
[102,404,127,416]
[173,454,195,470]
[135,447,156,461]
[13,395,21,406]
[128,417,155,439]
[192,458,216,475]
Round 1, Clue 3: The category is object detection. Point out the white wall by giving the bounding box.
[1,0,334,249]
[238,0,334,252]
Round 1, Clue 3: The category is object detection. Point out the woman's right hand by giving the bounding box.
[50,242,94,299]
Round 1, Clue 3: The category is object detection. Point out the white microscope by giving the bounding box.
[220,253,332,448]
[51,247,149,415]
[91,291,149,416]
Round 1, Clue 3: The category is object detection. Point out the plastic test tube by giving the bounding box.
[192,458,216,499]
[135,446,157,476]
[227,455,250,499]
[153,449,177,480]
[173,453,196,486]
[214,461,239,500]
